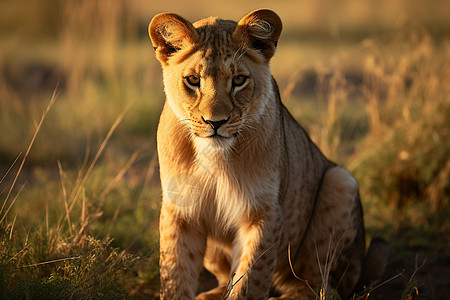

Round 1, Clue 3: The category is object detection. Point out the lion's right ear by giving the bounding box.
[149,13,198,65]
[232,9,282,62]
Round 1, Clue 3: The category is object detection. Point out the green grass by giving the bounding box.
[0,0,449,299]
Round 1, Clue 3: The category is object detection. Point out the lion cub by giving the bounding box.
[149,9,388,300]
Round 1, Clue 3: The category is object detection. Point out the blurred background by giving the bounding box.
[0,0,449,299]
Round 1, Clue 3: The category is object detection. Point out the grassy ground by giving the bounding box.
[0,0,449,299]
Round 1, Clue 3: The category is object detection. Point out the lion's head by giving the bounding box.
[149,9,282,153]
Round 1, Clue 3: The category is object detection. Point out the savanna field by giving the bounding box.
[0,0,449,299]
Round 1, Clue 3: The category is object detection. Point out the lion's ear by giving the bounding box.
[149,13,198,65]
[232,9,282,61]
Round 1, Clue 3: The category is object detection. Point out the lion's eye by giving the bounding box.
[232,75,248,88]
[184,75,200,89]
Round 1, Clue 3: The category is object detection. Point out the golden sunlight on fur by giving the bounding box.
[149,8,388,300]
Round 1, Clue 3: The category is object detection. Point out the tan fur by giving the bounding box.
[149,9,388,300]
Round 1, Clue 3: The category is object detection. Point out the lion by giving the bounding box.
[148,8,389,300]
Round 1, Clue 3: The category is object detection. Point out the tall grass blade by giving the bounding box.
[0,86,58,222]
[67,101,134,212]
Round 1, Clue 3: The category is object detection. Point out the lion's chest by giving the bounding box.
[185,160,280,233]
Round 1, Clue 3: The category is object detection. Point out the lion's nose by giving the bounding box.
[201,116,230,130]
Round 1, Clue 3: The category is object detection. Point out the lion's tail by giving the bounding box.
[356,237,390,291]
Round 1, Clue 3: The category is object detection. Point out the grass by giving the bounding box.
[0,0,449,299]
[0,91,160,298]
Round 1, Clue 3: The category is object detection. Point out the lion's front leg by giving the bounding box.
[159,202,206,300]
[229,203,283,300]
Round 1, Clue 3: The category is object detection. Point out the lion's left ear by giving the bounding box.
[149,13,198,65]
[232,9,282,61]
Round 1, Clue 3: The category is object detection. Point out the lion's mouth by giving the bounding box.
[191,123,239,143]
[194,132,228,139]
[194,131,236,151]
[205,132,240,140]
[196,129,236,139]
[207,132,233,139]
[208,133,225,138]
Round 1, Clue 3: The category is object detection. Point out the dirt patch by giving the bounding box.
[365,255,450,300]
